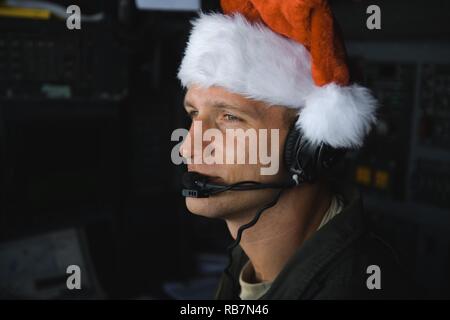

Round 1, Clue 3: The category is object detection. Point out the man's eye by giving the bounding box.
[223,113,241,122]
[187,110,198,119]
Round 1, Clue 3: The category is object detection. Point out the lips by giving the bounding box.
[188,170,224,184]
[206,176,225,184]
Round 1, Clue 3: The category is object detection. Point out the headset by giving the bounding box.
[181,116,346,296]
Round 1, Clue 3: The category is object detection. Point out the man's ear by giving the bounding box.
[283,108,299,128]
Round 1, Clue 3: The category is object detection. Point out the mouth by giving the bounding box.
[206,176,225,184]
[189,171,225,184]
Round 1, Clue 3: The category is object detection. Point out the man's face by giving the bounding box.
[180,85,295,220]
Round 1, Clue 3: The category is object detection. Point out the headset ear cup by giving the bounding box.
[320,146,346,169]
[284,118,346,183]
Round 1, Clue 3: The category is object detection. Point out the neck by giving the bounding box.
[225,182,332,283]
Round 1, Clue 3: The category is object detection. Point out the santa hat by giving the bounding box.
[177,0,377,148]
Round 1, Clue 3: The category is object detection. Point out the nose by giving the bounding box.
[179,130,192,161]
[180,120,209,163]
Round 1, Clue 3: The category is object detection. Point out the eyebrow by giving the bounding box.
[184,99,258,118]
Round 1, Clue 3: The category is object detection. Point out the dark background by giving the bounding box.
[0,0,449,299]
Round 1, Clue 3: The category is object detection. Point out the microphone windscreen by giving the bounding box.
[182,171,202,189]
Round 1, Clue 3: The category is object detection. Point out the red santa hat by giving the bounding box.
[177,0,377,148]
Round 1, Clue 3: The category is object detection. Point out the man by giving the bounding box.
[176,0,416,299]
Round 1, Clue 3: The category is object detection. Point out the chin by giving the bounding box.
[185,197,224,219]
[185,190,273,220]
[185,192,247,219]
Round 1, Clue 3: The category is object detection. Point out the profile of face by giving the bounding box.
[180,85,296,220]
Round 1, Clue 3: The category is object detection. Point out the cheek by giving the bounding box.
[210,127,287,180]
[221,132,259,165]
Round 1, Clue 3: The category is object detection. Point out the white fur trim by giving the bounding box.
[178,12,315,107]
[299,83,378,148]
[177,13,377,148]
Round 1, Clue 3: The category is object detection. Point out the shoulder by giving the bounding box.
[310,231,421,299]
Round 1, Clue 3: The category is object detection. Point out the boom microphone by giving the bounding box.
[182,171,296,198]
